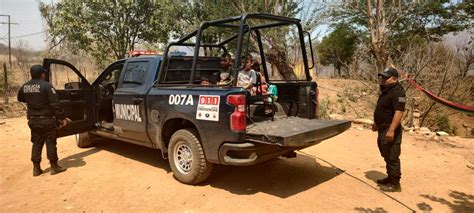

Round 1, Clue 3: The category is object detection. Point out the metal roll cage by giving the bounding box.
[158,13,315,85]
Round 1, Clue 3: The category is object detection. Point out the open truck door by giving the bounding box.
[43,58,94,137]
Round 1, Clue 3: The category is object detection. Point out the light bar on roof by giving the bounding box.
[128,50,160,57]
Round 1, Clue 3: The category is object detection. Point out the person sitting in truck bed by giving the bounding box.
[237,54,257,95]
[212,52,233,85]
[217,71,232,85]
[251,60,267,95]
[200,76,210,85]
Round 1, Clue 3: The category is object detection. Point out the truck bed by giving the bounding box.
[246,117,351,147]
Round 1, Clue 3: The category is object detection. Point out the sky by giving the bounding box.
[0,0,468,52]
[0,0,328,52]
[0,0,47,51]
[0,0,330,52]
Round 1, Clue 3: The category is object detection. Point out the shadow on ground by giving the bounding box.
[95,139,171,172]
[364,170,386,183]
[60,139,341,198]
[57,138,171,173]
[208,154,341,198]
[43,148,102,173]
[60,148,101,168]
[416,202,433,212]
[420,190,474,212]
[354,207,388,213]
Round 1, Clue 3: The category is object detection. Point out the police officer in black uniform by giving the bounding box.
[372,67,406,192]
[17,65,71,176]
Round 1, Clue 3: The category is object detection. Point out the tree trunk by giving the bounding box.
[367,0,388,73]
[265,48,298,80]
[3,63,8,104]
[372,48,388,73]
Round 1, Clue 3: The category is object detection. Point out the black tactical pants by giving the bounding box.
[28,118,58,163]
[377,127,402,183]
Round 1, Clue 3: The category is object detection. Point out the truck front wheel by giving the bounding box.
[75,132,97,148]
[168,129,213,184]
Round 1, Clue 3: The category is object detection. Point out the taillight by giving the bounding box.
[227,94,246,131]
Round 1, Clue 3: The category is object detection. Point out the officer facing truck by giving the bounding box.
[17,65,72,176]
[372,67,406,192]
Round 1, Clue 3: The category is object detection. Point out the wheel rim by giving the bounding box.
[173,141,193,174]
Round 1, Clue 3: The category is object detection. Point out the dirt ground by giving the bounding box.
[0,117,473,212]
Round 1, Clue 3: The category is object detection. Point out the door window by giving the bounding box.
[49,64,84,90]
[119,61,149,88]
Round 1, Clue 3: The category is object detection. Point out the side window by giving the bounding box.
[119,61,149,88]
[100,64,123,85]
[49,64,83,90]
[161,57,221,84]
[162,58,192,83]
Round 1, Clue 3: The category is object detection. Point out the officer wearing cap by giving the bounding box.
[17,65,71,176]
[372,67,406,192]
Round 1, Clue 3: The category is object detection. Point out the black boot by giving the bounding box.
[50,161,66,175]
[376,177,391,185]
[380,182,402,192]
[33,162,43,177]
[380,180,402,192]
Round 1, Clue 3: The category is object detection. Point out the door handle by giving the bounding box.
[133,97,143,104]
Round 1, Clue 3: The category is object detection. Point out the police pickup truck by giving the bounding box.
[45,14,350,184]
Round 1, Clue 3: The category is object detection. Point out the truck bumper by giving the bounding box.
[218,119,351,166]
[218,142,304,166]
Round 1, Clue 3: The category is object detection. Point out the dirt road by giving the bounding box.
[1,117,473,212]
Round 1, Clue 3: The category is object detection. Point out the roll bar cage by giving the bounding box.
[158,13,315,85]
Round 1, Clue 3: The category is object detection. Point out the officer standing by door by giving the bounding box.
[17,65,71,176]
[372,67,406,192]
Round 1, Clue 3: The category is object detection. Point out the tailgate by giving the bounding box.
[246,117,351,147]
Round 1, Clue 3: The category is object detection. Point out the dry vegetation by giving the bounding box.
[397,42,474,136]
[0,46,103,119]
[1,34,473,137]
[315,38,474,137]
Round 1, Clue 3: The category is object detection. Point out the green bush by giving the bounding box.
[319,99,330,119]
[433,114,454,133]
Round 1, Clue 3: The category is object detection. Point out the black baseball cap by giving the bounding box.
[30,65,47,76]
[378,67,398,78]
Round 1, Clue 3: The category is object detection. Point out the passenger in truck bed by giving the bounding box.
[217,71,232,85]
[237,54,257,95]
[252,60,267,95]
[200,76,210,85]
[212,52,234,85]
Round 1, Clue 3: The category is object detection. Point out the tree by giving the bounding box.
[333,0,473,73]
[454,31,473,78]
[181,0,328,80]
[39,0,176,62]
[397,42,473,132]
[317,23,358,76]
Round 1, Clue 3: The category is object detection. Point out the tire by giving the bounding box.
[168,128,213,185]
[75,132,97,148]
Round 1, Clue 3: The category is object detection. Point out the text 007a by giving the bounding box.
[169,94,194,105]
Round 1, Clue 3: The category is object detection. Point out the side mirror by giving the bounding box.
[64,82,81,90]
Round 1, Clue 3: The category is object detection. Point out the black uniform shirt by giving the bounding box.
[374,82,406,128]
[17,78,65,120]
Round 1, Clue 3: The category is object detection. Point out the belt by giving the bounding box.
[28,115,54,119]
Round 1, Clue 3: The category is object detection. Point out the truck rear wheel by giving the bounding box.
[75,132,97,148]
[168,128,213,184]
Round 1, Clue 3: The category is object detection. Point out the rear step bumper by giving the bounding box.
[219,118,352,166]
[219,142,305,166]
[246,118,352,147]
